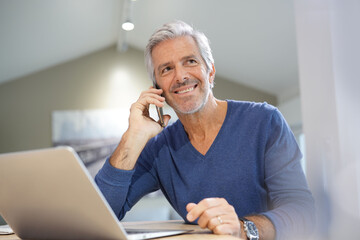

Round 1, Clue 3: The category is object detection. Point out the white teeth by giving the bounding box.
[177,87,194,94]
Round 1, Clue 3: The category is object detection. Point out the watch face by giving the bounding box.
[245,221,259,239]
[247,222,258,235]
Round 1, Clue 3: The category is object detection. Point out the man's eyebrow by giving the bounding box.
[182,54,199,61]
[156,55,200,73]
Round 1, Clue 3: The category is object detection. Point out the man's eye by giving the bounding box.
[187,59,197,65]
[162,67,171,74]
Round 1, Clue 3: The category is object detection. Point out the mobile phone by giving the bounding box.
[153,82,165,128]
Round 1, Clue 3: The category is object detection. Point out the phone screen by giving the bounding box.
[153,83,165,128]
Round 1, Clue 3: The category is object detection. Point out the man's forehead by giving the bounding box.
[151,36,201,64]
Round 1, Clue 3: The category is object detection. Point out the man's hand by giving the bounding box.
[186,198,242,238]
[128,87,170,138]
[109,86,171,170]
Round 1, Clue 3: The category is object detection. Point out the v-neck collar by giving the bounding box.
[178,100,231,159]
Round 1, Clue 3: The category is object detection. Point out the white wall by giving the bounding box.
[294,0,360,238]
[0,0,122,85]
[277,95,302,134]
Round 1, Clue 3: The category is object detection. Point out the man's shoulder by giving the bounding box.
[227,100,277,116]
[162,119,182,135]
[140,122,180,163]
[149,120,183,147]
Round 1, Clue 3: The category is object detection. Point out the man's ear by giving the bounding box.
[209,64,216,84]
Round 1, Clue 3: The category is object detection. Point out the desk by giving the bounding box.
[0,220,240,240]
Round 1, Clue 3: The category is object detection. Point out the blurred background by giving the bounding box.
[0,0,359,239]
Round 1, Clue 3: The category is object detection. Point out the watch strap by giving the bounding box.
[239,217,249,222]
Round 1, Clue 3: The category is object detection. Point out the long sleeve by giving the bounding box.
[94,158,134,219]
[261,109,316,240]
[95,145,160,220]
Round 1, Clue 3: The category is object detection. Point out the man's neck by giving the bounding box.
[177,97,227,142]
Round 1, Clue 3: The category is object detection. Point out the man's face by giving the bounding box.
[152,36,215,115]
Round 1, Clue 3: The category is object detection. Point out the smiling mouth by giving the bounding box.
[174,84,198,94]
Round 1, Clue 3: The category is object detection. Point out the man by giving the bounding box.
[95,21,315,240]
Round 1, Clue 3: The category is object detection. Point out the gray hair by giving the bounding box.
[145,20,214,87]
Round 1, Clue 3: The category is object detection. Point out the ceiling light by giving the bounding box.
[122,20,134,31]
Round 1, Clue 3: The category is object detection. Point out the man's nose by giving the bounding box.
[174,66,189,83]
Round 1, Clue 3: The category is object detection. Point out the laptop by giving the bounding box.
[0,147,191,239]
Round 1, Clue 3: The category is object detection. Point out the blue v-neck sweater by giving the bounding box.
[95,100,315,239]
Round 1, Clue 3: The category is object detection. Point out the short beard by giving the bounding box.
[172,90,210,115]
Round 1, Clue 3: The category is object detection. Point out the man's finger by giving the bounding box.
[162,115,171,127]
[213,223,234,235]
[186,203,197,212]
[197,207,230,228]
[186,198,223,222]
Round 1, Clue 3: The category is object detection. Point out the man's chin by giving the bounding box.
[172,103,205,115]
[167,91,210,115]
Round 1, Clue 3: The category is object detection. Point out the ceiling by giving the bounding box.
[0,0,300,101]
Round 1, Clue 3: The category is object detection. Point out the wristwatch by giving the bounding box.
[239,217,259,240]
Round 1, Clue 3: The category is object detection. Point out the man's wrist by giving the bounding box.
[239,217,259,240]
[239,220,247,239]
